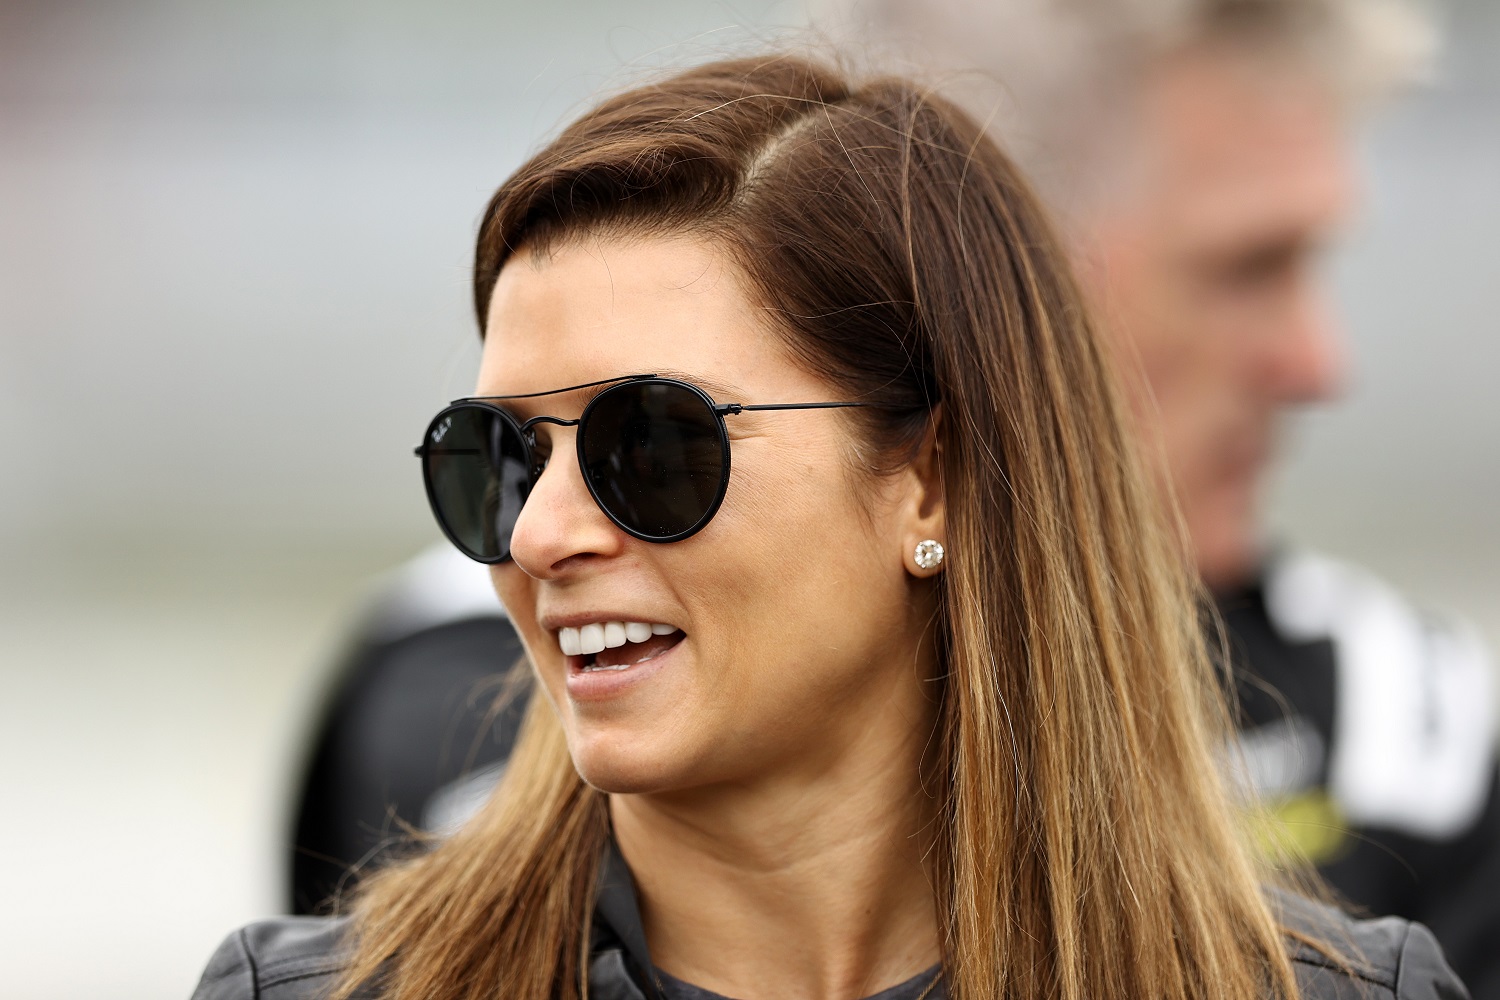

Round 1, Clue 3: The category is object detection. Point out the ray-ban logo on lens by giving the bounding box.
[431,416,452,444]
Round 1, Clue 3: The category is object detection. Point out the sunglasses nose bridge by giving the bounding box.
[518,413,582,460]
[520,414,581,434]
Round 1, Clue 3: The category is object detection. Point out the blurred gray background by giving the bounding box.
[0,1,1494,996]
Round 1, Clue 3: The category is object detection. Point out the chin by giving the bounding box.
[1199,547,1260,592]
[564,726,705,795]
[1187,488,1265,592]
[1193,520,1264,592]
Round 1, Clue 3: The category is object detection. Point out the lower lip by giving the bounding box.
[564,637,681,703]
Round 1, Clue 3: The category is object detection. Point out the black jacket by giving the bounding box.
[1222,552,1500,997]
[196,842,1469,1000]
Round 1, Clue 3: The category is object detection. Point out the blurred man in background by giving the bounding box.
[846,3,1499,990]
[289,0,1500,992]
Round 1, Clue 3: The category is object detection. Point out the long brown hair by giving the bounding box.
[336,53,1303,999]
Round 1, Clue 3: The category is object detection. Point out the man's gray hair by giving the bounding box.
[821,0,1436,206]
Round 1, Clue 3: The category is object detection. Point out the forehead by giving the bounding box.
[476,234,810,404]
[1129,47,1356,247]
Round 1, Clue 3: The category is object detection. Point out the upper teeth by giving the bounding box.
[559,621,677,657]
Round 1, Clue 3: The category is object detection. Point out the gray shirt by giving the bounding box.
[655,964,944,1000]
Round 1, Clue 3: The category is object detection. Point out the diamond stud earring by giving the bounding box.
[913,539,945,571]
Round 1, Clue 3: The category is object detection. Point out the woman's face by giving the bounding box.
[482,234,941,795]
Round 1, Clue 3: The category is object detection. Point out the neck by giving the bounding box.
[610,707,942,1000]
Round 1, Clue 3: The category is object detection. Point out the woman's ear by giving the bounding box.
[899,407,946,578]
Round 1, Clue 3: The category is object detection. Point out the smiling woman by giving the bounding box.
[473,239,941,809]
[192,53,1464,1000]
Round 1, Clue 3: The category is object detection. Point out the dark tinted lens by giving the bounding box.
[423,404,530,562]
[581,381,728,540]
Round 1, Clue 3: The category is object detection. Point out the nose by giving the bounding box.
[506,431,626,578]
[1261,279,1346,406]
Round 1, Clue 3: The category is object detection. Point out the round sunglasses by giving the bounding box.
[416,374,868,564]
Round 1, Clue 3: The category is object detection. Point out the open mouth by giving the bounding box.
[558,622,685,672]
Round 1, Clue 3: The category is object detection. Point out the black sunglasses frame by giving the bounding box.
[415,373,868,564]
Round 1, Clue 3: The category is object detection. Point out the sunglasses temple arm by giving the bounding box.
[717,401,870,415]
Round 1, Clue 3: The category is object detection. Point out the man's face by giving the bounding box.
[1077,47,1356,590]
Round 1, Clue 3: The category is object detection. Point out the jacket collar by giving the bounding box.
[591,839,664,1000]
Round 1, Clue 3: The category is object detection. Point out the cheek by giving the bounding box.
[691,450,902,677]
[489,566,548,668]
[708,441,873,581]
[489,565,531,620]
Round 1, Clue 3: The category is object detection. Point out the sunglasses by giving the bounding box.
[416,374,868,564]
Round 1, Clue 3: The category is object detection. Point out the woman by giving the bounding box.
[193,55,1465,1000]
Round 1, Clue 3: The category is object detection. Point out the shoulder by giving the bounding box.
[1272,891,1470,999]
[190,916,363,1000]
